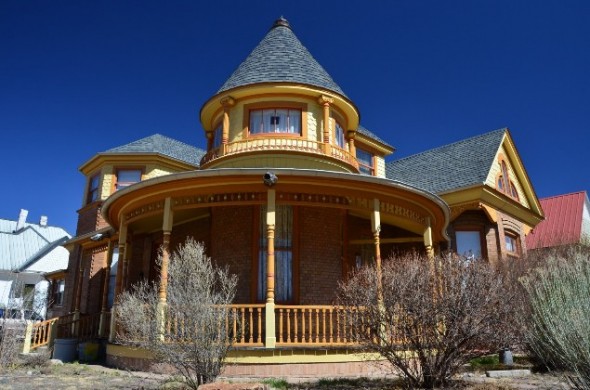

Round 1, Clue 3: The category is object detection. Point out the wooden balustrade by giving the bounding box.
[29,318,58,350]
[56,312,102,341]
[275,305,361,346]
[200,137,358,170]
[163,304,265,347]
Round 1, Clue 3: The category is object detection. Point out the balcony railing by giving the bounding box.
[200,138,359,170]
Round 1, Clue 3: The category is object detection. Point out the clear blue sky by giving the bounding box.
[1,1,589,235]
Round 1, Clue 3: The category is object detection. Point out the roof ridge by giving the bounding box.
[389,128,506,164]
[540,191,588,201]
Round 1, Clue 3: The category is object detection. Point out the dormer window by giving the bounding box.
[249,108,301,135]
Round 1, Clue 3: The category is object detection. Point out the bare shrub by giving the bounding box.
[521,245,590,389]
[115,238,238,389]
[338,254,521,389]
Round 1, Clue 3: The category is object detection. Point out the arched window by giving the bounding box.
[496,159,520,202]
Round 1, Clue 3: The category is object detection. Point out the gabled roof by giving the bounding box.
[526,191,589,249]
[0,218,71,272]
[218,17,347,97]
[386,128,506,193]
[104,134,205,167]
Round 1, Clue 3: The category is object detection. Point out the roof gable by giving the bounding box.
[104,134,204,167]
[218,17,346,97]
[386,128,506,194]
[526,191,588,249]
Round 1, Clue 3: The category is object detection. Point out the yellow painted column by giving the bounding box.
[109,221,127,342]
[424,218,434,259]
[371,199,383,303]
[220,96,235,156]
[99,240,114,338]
[265,189,276,348]
[157,198,173,340]
[347,130,356,158]
[318,95,333,155]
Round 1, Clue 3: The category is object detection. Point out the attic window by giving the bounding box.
[357,148,374,176]
[496,160,520,201]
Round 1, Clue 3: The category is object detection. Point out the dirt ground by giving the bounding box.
[0,362,572,390]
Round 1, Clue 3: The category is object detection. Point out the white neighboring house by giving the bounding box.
[0,209,71,320]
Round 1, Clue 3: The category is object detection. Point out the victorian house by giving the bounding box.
[29,18,543,377]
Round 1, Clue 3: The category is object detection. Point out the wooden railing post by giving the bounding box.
[22,322,33,354]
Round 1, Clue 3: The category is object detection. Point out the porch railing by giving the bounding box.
[276,305,360,346]
[56,312,102,341]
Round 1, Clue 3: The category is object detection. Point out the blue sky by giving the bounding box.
[1,1,589,235]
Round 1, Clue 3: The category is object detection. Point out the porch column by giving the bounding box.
[220,96,235,156]
[99,239,114,338]
[347,130,356,158]
[157,197,173,340]
[318,95,333,155]
[265,189,276,348]
[423,218,435,259]
[371,199,383,303]
[109,221,127,342]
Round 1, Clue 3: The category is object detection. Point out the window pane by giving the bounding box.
[263,109,274,133]
[335,123,345,148]
[116,170,141,189]
[505,236,516,252]
[274,109,288,133]
[456,231,482,260]
[250,110,263,134]
[357,148,374,175]
[288,110,301,134]
[213,123,223,148]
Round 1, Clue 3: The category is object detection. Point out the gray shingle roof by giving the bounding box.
[386,128,506,194]
[218,17,347,97]
[105,134,205,167]
[357,125,393,148]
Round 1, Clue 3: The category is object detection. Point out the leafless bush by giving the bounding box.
[338,254,522,389]
[521,245,590,389]
[115,238,238,389]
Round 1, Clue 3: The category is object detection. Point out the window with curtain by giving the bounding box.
[257,205,293,302]
[107,248,119,309]
[249,108,301,135]
[335,122,346,148]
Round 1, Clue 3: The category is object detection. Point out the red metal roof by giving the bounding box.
[526,191,587,249]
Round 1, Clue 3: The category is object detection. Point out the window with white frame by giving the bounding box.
[249,108,301,135]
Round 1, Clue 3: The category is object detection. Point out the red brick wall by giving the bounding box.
[211,206,254,303]
[299,207,343,305]
[76,203,108,236]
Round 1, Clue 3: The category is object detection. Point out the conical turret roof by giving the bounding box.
[218,17,347,97]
